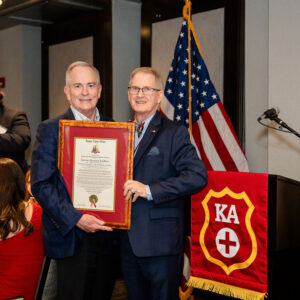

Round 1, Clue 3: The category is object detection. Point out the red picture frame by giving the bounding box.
[58,120,134,229]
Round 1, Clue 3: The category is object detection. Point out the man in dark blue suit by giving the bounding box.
[31,61,118,300]
[0,89,31,173]
[121,67,207,300]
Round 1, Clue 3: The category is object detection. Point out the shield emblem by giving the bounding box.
[199,187,257,275]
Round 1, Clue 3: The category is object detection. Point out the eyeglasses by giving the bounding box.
[128,86,161,96]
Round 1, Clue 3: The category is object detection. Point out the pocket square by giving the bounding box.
[147,146,160,156]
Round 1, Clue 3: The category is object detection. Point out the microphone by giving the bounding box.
[257,107,280,121]
[257,107,300,139]
[257,107,300,138]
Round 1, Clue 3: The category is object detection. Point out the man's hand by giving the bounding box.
[76,214,113,233]
[124,180,147,202]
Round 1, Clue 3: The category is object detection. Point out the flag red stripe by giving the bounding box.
[191,122,213,170]
[184,236,191,260]
[158,107,166,118]
[217,102,247,156]
[180,277,188,292]
[201,110,239,172]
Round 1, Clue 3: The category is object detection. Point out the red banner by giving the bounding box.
[189,171,268,299]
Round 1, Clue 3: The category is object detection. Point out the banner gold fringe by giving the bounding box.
[187,276,267,300]
[179,286,194,300]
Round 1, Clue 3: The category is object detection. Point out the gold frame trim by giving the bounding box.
[58,120,134,229]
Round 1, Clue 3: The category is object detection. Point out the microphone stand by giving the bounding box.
[270,115,300,139]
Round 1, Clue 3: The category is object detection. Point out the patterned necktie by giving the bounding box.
[135,121,145,138]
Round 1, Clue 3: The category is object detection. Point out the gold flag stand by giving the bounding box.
[180,2,194,299]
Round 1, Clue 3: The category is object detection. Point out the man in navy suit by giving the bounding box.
[121,67,207,300]
[31,61,118,300]
[0,89,31,173]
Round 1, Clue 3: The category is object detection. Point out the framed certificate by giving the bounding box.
[58,120,134,229]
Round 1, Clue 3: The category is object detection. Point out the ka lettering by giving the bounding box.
[215,203,239,224]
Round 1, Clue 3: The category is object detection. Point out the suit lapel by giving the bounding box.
[65,107,75,120]
[133,111,162,170]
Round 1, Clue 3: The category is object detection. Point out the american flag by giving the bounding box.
[159,18,249,299]
[160,20,249,172]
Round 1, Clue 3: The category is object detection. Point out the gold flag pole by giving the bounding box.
[180,4,195,299]
[183,0,192,138]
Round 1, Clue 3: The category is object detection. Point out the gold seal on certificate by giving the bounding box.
[89,194,98,208]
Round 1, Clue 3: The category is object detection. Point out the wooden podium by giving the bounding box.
[192,173,300,300]
[267,175,300,299]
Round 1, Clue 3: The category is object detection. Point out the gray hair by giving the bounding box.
[65,61,101,86]
[129,67,164,90]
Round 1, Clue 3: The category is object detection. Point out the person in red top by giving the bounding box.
[25,168,38,204]
[0,158,44,300]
